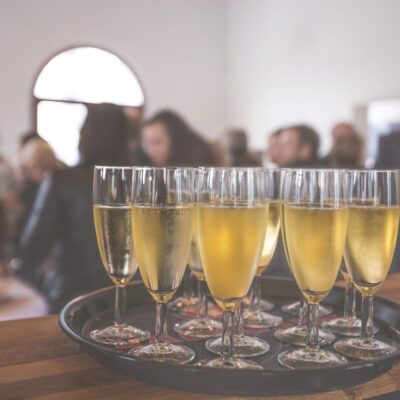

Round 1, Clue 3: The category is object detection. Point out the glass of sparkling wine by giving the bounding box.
[174,239,223,339]
[335,170,400,360]
[129,167,195,364]
[322,261,370,337]
[196,167,268,369]
[244,169,282,329]
[278,169,349,369]
[91,166,150,346]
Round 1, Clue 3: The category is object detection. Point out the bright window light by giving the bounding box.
[37,101,87,166]
[34,47,144,106]
[34,47,144,166]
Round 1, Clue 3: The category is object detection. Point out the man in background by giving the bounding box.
[321,123,363,168]
[375,126,400,169]
[220,128,261,167]
[275,124,320,168]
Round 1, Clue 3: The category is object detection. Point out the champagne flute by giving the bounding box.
[244,169,282,329]
[278,169,348,369]
[174,240,223,339]
[322,261,378,337]
[91,166,150,346]
[196,167,268,369]
[335,170,400,360]
[129,167,195,364]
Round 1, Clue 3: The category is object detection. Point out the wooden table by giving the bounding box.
[1,276,400,400]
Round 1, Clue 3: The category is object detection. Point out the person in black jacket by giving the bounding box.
[19,104,131,312]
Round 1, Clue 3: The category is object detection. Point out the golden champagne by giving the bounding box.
[344,206,400,296]
[197,204,267,311]
[282,204,348,303]
[93,205,137,286]
[257,201,281,275]
[132,205,193,303]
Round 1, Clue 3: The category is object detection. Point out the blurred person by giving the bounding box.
[13,138,62,258]
[275,124,320,168]
[0,155,16,198]
[375,128,400,169]
[0,201,7,274]
[220,128,261,167]
[19,104,130,312]
[20,138,60,186]
[139,110,217,167]
[263,129,281,167]
[321,123,363,168]
[20,130,40,148]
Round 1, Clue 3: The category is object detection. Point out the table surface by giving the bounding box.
[2,276,400,400]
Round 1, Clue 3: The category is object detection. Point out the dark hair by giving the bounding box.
[79,104,130,166]
[292,124,320,160]
[141,109,216,166]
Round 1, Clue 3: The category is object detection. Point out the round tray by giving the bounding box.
[59,277,400,396]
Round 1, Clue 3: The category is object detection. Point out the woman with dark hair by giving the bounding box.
[139,110,217,166]
[19,104,130,312]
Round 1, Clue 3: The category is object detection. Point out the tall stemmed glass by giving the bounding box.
[335,170,400,360]
[278,169,348,369]
[129,167,195,364]
[244,169,282,329]
[91,167,150,346]
[323,262,378,337]
[174,169,223,339]
[196,168,268,369]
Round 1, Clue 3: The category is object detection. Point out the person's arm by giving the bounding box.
[19,173,60,267]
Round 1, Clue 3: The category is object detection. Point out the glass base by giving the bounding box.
[281,301,333,317]
[196,357,263,370]
[90,324,150,346]
[206,334,269,357]
[278,348,348,369]
[274,325,335,347]
[129,342,195,365]
[322,317,379,337]
[244,310,282,329]
[169,296,198,312]
[173,317,223,339]
[243,296,274,311]
[334,337,397,360]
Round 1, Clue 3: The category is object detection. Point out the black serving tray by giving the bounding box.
[59,277,400,396]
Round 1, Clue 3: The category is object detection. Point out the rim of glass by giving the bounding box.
[94,165,133,170]
[345,169,400,174]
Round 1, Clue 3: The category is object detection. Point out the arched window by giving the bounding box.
[33,46,144,165]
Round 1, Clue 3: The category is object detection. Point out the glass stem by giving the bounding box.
[343,281,356,320]
[183,269,191,300]
[361,295,374,340]
[198,280,208,319]
[221,310,235,360]
[298,295,307,327]
[250,275,261,312]
[155,302,168,344]
[114,285,127,327]
[234,301,244,336]
[306,302,319,352]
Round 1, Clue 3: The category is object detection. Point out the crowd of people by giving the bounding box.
[0,104,394,314]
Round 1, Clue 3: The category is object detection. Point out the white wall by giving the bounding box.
[226,0,400,154]
[2,0,400,161]
[0,0,227,164]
